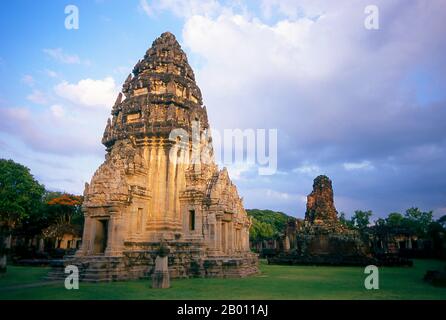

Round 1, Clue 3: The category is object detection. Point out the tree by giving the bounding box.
[438,215,446,228]
[0,159,45,272]
[14,191,63,244]
[247,209,293,241]
[404,207,433,237]
[374,218,386,227]
[427,221,446,258]
[386,212,404,227]
[250,218,275,241]
[339,212,354,228]
[41,194,83,243]
[351,210,373,230]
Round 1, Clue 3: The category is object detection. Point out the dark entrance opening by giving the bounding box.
[189,210,195,231]
[94,219,108,254]
[399,241,406,250]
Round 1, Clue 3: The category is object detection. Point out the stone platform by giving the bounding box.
[47,241,258,282]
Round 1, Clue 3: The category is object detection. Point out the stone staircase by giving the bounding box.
[46,250,259,282]
[46,255,150,282]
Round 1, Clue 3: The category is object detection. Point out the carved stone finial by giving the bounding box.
[133,60,142,76]
[83,182,89,198]
[114,92,122,106]
[129,135,136,147]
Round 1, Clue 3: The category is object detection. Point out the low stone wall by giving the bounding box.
[267,253,377,267]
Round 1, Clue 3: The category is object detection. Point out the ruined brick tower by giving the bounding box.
[305,175,338,224]
[49,32,258,281]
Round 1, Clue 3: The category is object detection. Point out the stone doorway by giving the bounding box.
[221,222,227,253]
[94,219,109,254]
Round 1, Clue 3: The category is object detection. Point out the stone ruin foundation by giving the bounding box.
[268,175,377,266]
[48,32,258,282]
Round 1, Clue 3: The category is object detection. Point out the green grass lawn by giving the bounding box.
[0,259,445,300]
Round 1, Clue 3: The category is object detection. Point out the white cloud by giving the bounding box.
[43,48,81,64]
[50,104,65,118]
[140,0,224,18]
[113,66,131,75]
[27,89,48,105]
[139,0,153,16]
[1,76,118,158]
[292,164,321,175]
[22,75,35,86]
[54,77,118,108]
[182,11,358,95]
[0,103,106,156]
[44,69,58,78]
[179,9,373,138]
[343,160,374,171]
[265,189,306,203]
[226,162,256,181]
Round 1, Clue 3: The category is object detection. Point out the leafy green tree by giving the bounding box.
[14,191,63,242]
[351,210,373,230]
[374,218,386,227]
[247,209,293,241]
[0,159,45,272]
[404,207,433,237]
[386,212,405,227]
[41,194,83,242]
[250,218,275,240]
[438,215,446,228]
[339,212,354,228]
[427,221,446,258]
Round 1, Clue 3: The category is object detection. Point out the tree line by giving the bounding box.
[248,207,446,242]
[339,208,446,239]
[0,159,83,272]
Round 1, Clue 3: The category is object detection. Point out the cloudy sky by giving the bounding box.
[0,0,445,219]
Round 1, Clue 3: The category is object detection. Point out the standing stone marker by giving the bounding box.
[152,243,170,289]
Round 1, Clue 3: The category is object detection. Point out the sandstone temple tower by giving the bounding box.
[52,32,258,281]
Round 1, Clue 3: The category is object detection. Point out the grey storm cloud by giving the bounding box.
[1,0,444,218]
[181,0,446,217]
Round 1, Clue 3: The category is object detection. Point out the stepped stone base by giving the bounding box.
[46,242,258,282]
[268,226,376,267]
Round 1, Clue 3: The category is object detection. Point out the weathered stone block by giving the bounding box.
[152,256,170,288]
